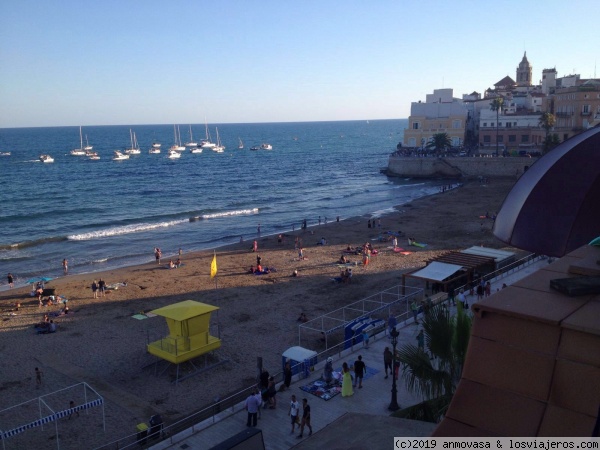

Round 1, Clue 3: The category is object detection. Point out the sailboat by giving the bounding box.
[70,126,87,155]
[185,125,198,147]
[212,128,225,153]
[170,125,186,151]
[238,138,244,149]
[125,129,141,155]
[84,135,93,151]
[201,120,216,148]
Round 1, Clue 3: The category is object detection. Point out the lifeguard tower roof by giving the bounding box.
[152,300,219,321]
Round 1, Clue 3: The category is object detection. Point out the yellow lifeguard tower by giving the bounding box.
[147,300,222,382]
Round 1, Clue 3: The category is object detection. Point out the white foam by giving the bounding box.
[68,219,188,241]
[200,208,259,220]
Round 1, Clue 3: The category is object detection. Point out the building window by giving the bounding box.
[483,135,491,143]
[506,122,512,128]
[452,137,460,146]
[497,135,504,143]
[483,123,487,127]
[509,135,516,142]
[412,122,420,130]
[583,105,590,114]
[491,122,495,127]
[452,120,461,129]
[521,135,529,143]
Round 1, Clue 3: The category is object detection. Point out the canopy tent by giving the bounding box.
[409,261,464,282]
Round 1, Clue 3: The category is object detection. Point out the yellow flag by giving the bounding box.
[210,252,217,278]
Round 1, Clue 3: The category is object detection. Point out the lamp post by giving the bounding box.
[388,326,400,411]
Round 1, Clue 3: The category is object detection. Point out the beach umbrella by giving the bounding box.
[493,125,600,257]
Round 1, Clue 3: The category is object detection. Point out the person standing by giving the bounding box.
[388,314,397,335]
[252,240,258,252]
[361,329,369,348]
[341,362,353,397]
[35,367,43,387]
[283,362,292,390]
[7,273,14,289]
[410,300,419,324]
[98,278,106,297]
[289,394,300,434]
[416,329,425,351]
[256,254,262,267]
[297,398,312,439]
[383,347,393,379]
[62,259,68,274]
[353,355,366,389]
[245,389,260,427]
[392,236,398,249]
[92,280,98,299]
[457,289,466,308]
[257,223,261,235]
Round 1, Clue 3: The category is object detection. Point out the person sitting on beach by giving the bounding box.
[35,314,50,330]
[168,260,175,269]
[297,313,308,322]
[35,286,44,302]
[408,237,415,246]
[339,254,348,264]
[175,258,181,268]
[256,264,263,273]
[62,305,70,315]
[249,265,256,274]
[317,237,327,246]
[345,268,352,283]
[292,269,298,277]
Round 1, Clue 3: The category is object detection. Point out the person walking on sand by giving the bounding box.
[7,273,14,289]
[384,347,393,379]
[92,280,98,299]
[297,398,312,439]
[289,394,300,434]
[35,367,43,387]
[62,258,68,274]
[252,240,258,252]
[98,278,106,297]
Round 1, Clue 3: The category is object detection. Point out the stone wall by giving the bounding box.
[386,156,536,179]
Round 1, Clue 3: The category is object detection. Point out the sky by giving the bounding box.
[0,0,597,128]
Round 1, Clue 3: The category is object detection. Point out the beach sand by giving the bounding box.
[0,178,519,448]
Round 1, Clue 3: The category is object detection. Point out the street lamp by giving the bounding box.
[388,326,400,411]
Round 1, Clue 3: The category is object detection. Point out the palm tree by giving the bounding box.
[539,112,556,153]
[426,133,452,155]
[394,303,472,422]
[490,97,504,156]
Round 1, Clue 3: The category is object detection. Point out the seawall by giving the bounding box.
[386,155,536,179]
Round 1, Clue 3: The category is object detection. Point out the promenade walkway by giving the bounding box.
[151,258,547,450]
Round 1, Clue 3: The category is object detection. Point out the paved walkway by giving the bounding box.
[151,258,547,450]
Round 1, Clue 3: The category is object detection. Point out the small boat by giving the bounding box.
[185,125,198,147]
[250,145,260,151]
[152,141,161,149]
[39,154,54,163]
[167,149,181,159]
[125,130,141,155]
[260,143,273,150]
[112,151,129,161]
[149,148,161,154]
[212,127,225,153]
[86,151,100,160]
[0,151,11,156]
[190,147,203,154]
[71,126,87,155]
[238,138,244,149]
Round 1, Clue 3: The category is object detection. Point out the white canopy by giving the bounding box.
[461,246,515,263]
[410,261,464,282]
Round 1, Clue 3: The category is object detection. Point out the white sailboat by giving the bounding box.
[201,120,216,148]
[84,135,93,151]
[70,126,87,155]
[125,129,141,155]
[149,147,161,154]
[212,127,225,153]
[238,138,244,149]
[167,149,181,159]
[190,146,203,154]
[170,125,186,151]
[185,125,198,147]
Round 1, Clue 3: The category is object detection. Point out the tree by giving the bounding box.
[393,303,472,422]
[426,133,452,155]
[542,133,560,153]
[490,97,504,156]
[539,112,556,153]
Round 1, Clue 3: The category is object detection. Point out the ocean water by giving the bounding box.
[0,119,440,287]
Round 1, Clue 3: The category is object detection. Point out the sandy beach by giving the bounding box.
[0,178,520,448]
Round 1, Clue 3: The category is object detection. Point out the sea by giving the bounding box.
[0,119,442,288]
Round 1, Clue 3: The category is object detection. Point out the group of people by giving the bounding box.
[334,268,352,284]
[168,258,182,269]
[91,279,106,298]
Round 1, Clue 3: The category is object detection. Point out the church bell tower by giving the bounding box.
[516,52,532,87]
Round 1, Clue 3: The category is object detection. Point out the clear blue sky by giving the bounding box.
[0,0,597,128]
